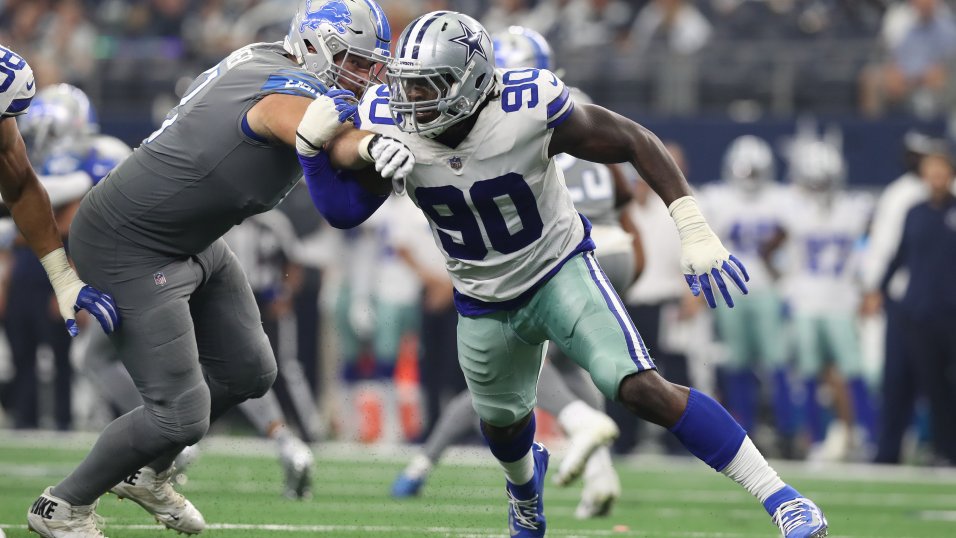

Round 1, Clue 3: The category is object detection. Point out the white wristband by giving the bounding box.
[667,195,711,243]
[358,134,376,163]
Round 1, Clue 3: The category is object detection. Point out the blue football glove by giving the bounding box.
[40,248,120,336]
[669,196,750,308]
[324,88,358,122]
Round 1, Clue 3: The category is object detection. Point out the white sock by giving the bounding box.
[720,436,787,503]
[499,449,535,486]
[557,400,596,435]
[404,454,433,480]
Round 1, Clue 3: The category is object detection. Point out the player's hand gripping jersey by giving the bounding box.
[0,45,34,118]
[355,68,592,313]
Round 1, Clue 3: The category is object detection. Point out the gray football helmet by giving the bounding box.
[788,139,845,192]
[387,11,497,138]
[492,26,553,71]
[284,0,391,93]
[722,135,775,192]
[18,83,97,164]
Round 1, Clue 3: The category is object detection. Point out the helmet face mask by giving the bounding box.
[284,0,391,95]
[387,12,496,138]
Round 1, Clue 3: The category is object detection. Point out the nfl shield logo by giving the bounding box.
[153,272,167,286]
[448,156,463,170]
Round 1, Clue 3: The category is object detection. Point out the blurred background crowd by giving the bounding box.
[0,0,955,471]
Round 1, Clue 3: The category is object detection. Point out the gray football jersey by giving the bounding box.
[78,42,326,257]
[555,152,618,226]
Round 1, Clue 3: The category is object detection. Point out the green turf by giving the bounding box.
[2,437,954,537]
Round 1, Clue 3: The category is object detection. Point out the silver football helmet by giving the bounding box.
[284,0,391,93]
[722,135,775,192]
[788,139,845,192]
[18,83,97,164]
[492,26,553,71]
[387,11,497,138]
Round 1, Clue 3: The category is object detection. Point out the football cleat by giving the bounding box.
[27,487,106,538]
[506,442,549,538]
[279,436,314,500]
[772,498,828,538]
[390,473,424,498]
[110,466,205,534]
[574,448,621,519]
[553,411,619,486]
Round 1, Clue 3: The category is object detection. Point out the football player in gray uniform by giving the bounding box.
[27,1,412,536]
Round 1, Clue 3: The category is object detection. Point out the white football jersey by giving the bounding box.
[356,68,588,313]
[0,45,34,118]
[778,187,873,315]
[699,182,789,292]
[368,194,426,305]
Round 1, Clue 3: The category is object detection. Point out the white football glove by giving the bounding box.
[359,134,415,193]
[295,89,356,157]
[668,196,750,308]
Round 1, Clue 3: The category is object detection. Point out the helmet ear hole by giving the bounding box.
[302,39,317,54]
[475,73,485,89]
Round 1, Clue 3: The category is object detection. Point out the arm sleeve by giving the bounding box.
[298,151,387,229]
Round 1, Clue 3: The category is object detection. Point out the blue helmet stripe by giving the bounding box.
[411,11,448,60]
[397,15,425,59]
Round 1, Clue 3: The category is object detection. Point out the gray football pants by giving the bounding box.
[54,238,277,505]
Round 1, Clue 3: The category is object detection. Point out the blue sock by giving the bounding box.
[482,414,536,464]
[669,388,746,471]
[803,378,825,443]
[772,368,796,436]
[848,377,876,444]
[726,369,757,432]
[762,485,802,515]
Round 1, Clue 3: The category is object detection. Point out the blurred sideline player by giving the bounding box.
[3,83,128,431]
[26,0,415,535]
[699,135,796,456]
[0,46,117,343]
[360,12,827,537]
[763,137,876,461]
[391,26,637,520]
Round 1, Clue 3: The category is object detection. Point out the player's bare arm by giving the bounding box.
[0,118,61,258]
[549,103,691,207]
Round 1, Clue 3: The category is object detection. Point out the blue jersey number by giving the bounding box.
[501,69,539,113]
[728,220,778,255]
[0,47,27,93]
[805,235,854,275]
[367,85,394,125]
[415,173,544,260]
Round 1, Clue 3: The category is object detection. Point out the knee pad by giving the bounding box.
[471,394,533,428]
[224,338,277,400]
[147,383,211,446]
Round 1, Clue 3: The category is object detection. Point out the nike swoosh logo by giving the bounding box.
[26,80,35,91]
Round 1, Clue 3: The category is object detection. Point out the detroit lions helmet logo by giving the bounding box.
[300,0,352,35]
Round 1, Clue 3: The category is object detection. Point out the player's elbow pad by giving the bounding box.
[299,151,387,229]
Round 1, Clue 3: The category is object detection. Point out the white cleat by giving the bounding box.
[574,447,621,519]
[110,466,205,534]
[553,409,619,486]
[27,487,106,538]
[279,436,314,500]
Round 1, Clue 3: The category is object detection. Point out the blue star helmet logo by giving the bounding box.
[449,21,488,64]
[300,0,353,35]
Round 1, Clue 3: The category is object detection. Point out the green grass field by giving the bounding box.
[2,433,955,537]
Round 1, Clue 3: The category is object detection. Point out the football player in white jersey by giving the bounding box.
[0,47,117,338]
[764,139,876,461]
[699,135,796,456]
[390,26,626,520]
[356,12,827,538]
